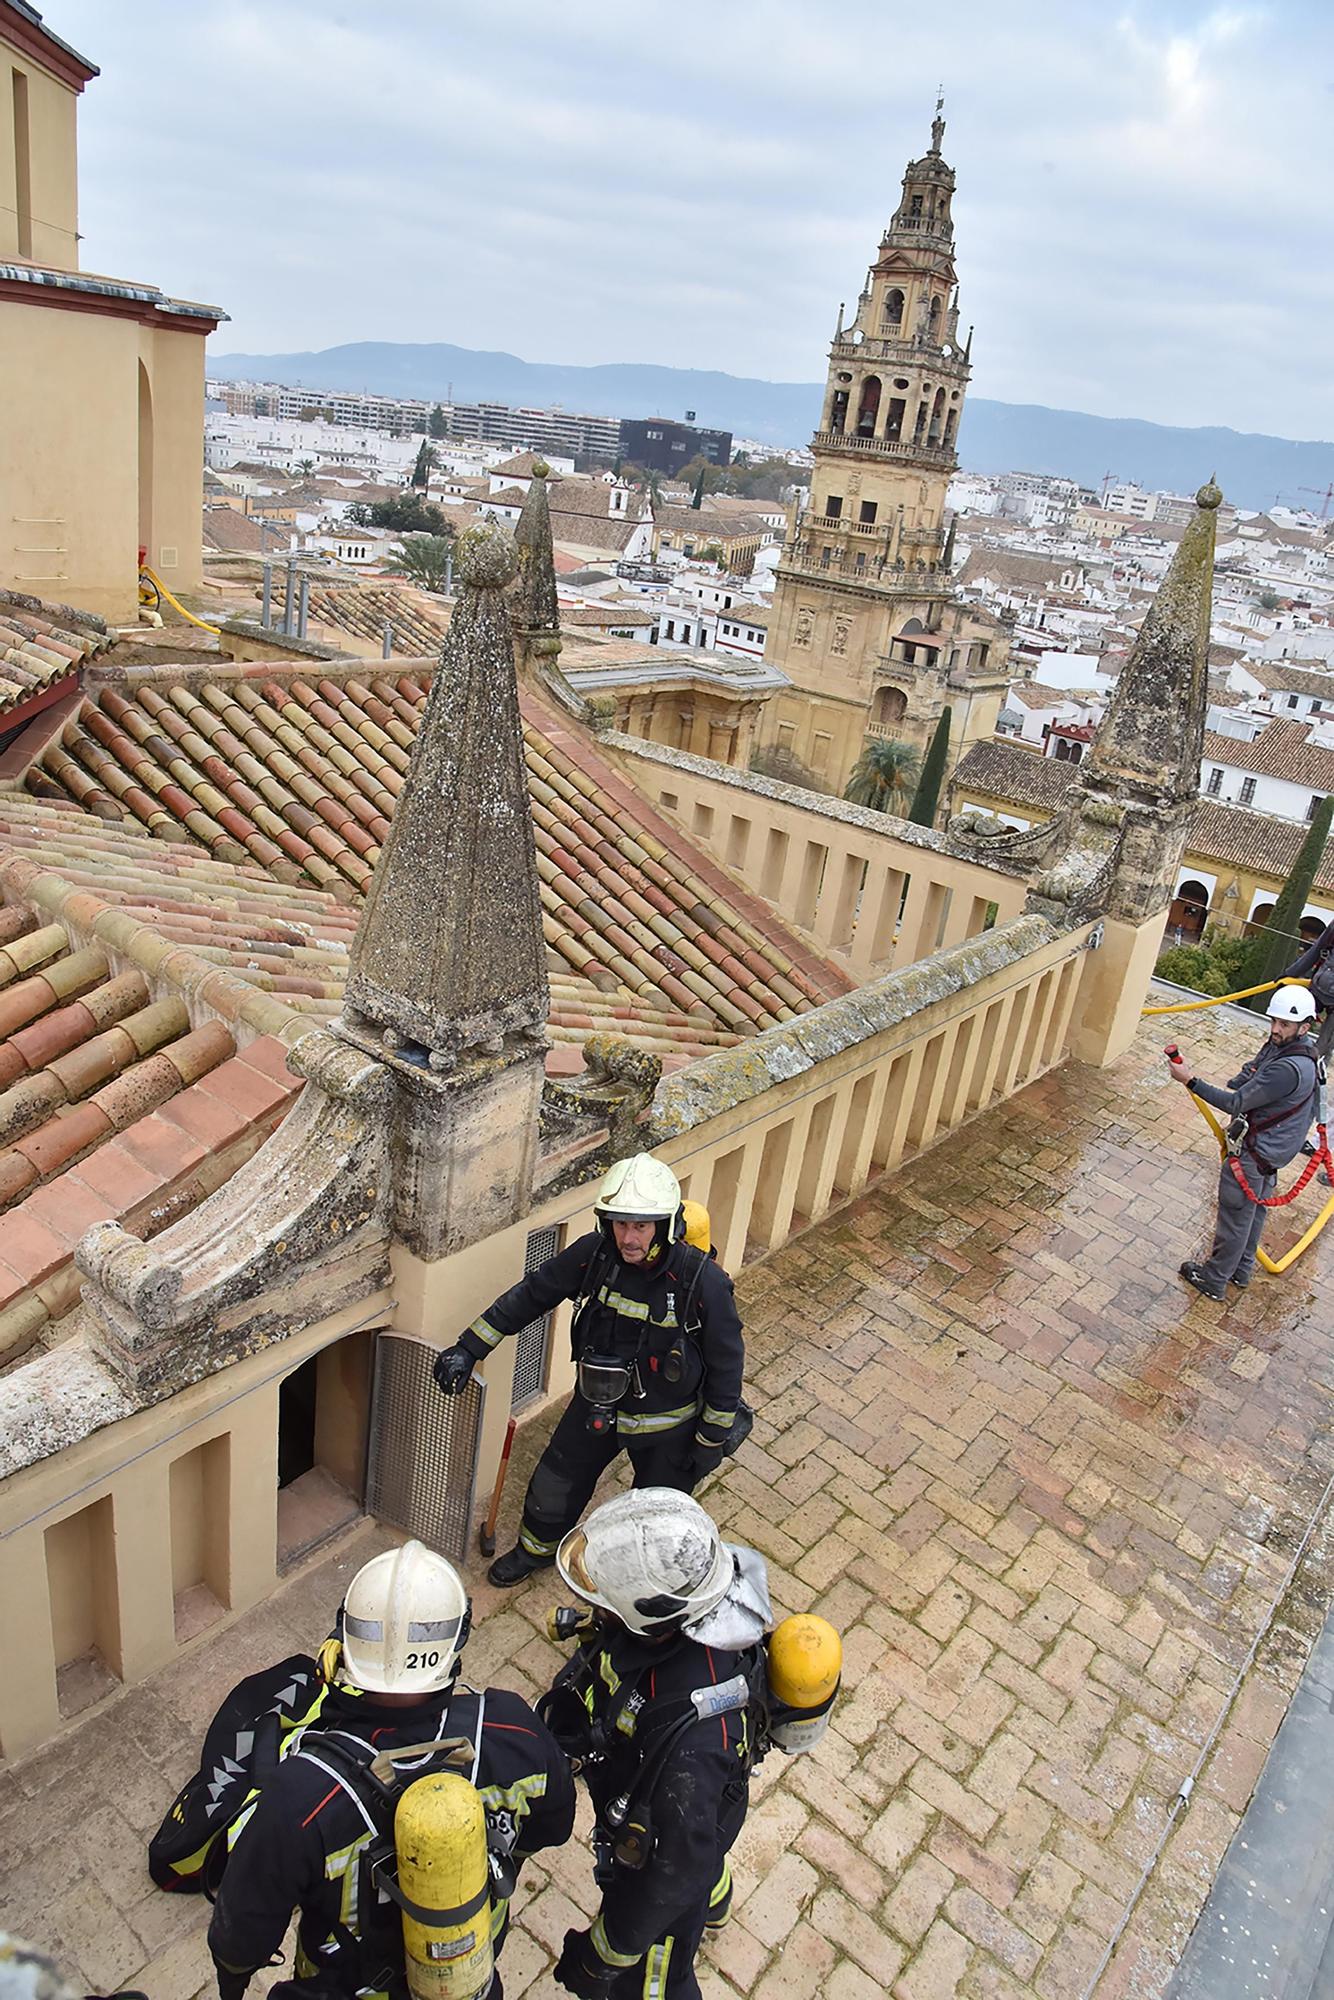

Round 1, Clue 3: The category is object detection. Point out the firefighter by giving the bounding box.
[1170,983,1322,1298]
[541,1489,765,2000]
[434,1154,746,1587]
[207,1539,574,2000]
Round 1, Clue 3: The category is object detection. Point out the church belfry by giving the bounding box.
[760,109,1011,810]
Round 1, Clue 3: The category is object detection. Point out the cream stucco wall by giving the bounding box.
[0,46,79,267]
[0,299,208,619]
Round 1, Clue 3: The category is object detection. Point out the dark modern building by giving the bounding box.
[619,418,732,474]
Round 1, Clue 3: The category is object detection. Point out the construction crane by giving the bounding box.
[1298,482,1334,520]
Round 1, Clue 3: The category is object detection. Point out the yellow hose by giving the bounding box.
[139,564,221,636]
[1143,978,1310,1015]
[1180,1084,1334,1274]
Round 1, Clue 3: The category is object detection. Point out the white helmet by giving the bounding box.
[339,1539,470,1695]
[556,1489,734,1637]
[1267,984,1317,1023]
[593,1153,684,1242]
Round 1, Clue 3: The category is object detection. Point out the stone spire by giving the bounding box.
[1080,480,1220,810]
[341,522,548,1069]
[511,461,561,652]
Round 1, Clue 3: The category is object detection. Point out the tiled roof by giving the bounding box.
[491,452,551,478]
[203,506,272,555]
[1007,681,1077,712]
[952,741,1334,896]
[959,550,1081,591]
[1189,798,1334,895]
[654,507,764,544]
[1202,719,1334,791]
[558,605,655,629]
[0,590,111,720]
[308,586,447,657]
[21,666,849,1046]
[0,827,307,1358]
[1243,658,1334,700]
[951,738,1079,810]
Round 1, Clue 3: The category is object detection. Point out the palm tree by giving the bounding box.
[387,533,452,593]
[296,459,316,477]
[844,737,921,814]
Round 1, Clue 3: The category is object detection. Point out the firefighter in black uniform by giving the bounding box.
[434,1153,746,1587]
[541,1489,767,2000]
[207,1539,574,2000]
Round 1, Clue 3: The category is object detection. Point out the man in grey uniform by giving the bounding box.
[1284,915,1334,1063]
[1169,984,1322,1299]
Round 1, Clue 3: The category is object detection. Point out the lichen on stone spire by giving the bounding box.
[1081,479,1221,809]
[340,520,549,1070]
[510,461,561,655]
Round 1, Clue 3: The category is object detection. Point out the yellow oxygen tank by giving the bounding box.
[681,1200,712,1254]
[766,1614,842,1753]
[395,1771,494,2000]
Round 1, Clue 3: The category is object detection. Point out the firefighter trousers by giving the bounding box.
[517,1395,696,1559]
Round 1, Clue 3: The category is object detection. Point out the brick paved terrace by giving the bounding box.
[4,998,1333,2000]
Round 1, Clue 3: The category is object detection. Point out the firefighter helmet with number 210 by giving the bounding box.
[339,1539,471,1694]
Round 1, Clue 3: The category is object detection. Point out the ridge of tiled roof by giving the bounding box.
[1202,718,1334,790]
[16,664,850,1045]
[0,589,112,720]
[0,842,307,1359]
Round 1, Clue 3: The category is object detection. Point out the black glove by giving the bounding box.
[433,1344,476,1395]
[693,1436,726,1482]
[553,1928,624,1998]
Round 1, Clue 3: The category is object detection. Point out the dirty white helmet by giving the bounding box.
[557,1489,734,1637]
[1267,984,1317,1023]
[340,1539,470,1695]
[593,1153,684,1240]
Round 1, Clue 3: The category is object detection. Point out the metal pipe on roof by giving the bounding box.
[283,562,295,636]
[382,621,393,660]
[260,562,272,628]
[298,575,309,640]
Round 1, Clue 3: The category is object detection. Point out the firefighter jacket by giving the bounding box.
[552,1621,753,1972]
[207,1680,574,1998]
[460,1231,745,1450]
[1191,1032,1321,1171]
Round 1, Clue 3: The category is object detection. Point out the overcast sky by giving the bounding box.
[52,0,1334,442]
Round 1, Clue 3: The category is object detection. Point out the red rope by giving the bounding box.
[1227,1126,1334,1207]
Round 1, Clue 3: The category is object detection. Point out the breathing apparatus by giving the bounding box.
[577,1154,692,1434]
[543,1492,843,1874]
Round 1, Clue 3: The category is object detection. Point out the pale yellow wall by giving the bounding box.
[0,299,208,618]
[0,47,79,267]
[142,320,208,592]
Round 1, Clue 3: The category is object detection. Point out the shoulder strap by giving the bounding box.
[667,1242,710,1334]
[1248,1047,1319,1131]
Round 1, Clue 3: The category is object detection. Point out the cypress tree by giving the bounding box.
[691,464,707,510]
[908,706,951,827]
[1242,793,1334,1009]
[411,439,432,489]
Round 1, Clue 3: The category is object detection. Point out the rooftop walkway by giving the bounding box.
[4,1000,1333,2000]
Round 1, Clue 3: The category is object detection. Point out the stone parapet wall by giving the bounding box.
[604,732,1030,977]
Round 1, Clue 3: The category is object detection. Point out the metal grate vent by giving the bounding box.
[511,1223,562,1410]
[365,1335,484,1561]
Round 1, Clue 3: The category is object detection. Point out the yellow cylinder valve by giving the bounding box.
[395,1772,494,2000]
[766,1614,842,1754]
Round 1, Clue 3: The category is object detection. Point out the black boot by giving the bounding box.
[488,1543,555,1587]
[1179,1261,1226,1301]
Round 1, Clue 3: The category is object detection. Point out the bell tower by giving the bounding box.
[761,109,1011,807]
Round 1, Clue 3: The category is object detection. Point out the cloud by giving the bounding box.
[51,0,1334,440]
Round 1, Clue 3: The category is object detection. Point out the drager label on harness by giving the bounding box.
[426,1931,477,1961]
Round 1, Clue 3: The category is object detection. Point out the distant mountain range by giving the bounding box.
[207,340,1333,515]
